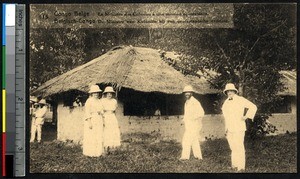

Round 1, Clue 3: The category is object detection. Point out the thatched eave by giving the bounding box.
[31,46,219,98]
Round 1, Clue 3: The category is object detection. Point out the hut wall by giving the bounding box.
[267,113,297,135]
[56,100,296,144]
[118,115,225,141]
[57,103,84,144]
[117,114,296,141]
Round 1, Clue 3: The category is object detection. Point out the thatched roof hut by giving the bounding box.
[30,47,296,143]
[32,46,218,97]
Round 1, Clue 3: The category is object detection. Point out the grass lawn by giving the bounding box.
[30,126,296,173]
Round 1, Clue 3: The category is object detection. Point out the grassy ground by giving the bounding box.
[30,125,296,173]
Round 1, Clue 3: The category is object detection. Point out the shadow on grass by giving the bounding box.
[30,132,296,173]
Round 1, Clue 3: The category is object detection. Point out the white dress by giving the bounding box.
[102,98,121,148]
[83,97,104,157]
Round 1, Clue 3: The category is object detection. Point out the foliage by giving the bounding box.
[30,132,297,173]
[161,4,296,137]
[172,4,296,107]
[30,28,87,90]
[246,115,278,140]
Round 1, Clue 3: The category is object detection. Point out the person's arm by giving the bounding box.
[221,100,229,133]
[85,99,92,119]
[42,106,48,117]
[98,100,104,116]
[242,97,258,121]
[85,99,93,129]
[113,99,118,111]
[194,100,205,120]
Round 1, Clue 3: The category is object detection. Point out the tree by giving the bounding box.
[30,4,296,114]
[164,4,296,138]
[30,28,87,90]
[171,4,296,114]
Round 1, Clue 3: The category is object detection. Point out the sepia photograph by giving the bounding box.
[29,3,296,173]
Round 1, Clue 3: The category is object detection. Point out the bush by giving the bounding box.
[246,114,278,139]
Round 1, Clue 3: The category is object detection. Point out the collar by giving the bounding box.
[186,96,195,103]
[228,94,238,101]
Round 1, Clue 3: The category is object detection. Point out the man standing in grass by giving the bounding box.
[180,85,204,160]
[30,99,48,143]
[222,83,257,171]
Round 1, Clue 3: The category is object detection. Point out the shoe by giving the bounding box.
[230,166,238,172]
[237,168,245,173]
[195,157,203,160]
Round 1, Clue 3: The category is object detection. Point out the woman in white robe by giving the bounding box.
[102,86,121,151]
[83,85,104,157]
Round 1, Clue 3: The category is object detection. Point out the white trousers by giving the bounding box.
[181,121,202,159]
[30,121,42,142]
[227,131,245,170]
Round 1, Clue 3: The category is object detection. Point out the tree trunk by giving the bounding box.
[238,69,245,96]
[238,82,244,96]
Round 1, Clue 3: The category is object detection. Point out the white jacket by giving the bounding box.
[184,96,204,121]
[33,106,48,125]
[222,95,257,132]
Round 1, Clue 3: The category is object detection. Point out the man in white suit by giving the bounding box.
[180,85,205,160]
[222,83,257,171]
[30,99,48,143]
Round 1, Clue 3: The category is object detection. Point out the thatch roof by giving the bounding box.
[278,70,296,96]
[32,46,218,97]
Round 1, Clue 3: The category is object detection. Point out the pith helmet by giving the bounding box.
[30,96,38,103]
[183,85,194,93]
[223,83,238,94]
[39,99,47,105]
[103,86,115,93]
[88,85,102,93]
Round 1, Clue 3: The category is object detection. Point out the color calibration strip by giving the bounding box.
[3,4,7,177]
[2,4,16,177]
[3,3,16,177]
[2,4,27,177]
[2,4,7,177]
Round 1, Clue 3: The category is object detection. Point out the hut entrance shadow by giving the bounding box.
[41,123,57,142]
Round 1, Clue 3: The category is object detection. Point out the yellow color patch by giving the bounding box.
[2,90,6,132]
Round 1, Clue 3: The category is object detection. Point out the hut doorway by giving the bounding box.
[119,88,184,116]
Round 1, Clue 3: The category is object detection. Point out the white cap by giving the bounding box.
[223,83,238,94]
